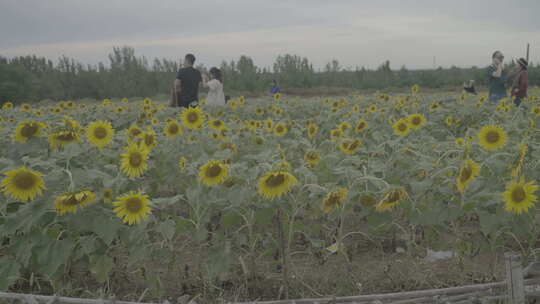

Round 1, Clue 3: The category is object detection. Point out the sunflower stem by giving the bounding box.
[276,207,289,299]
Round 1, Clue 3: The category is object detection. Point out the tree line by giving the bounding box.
[1,46,537,103]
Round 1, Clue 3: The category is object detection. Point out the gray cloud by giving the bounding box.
[1,0,539,69]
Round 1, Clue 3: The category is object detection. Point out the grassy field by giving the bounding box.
[1,88,540,303]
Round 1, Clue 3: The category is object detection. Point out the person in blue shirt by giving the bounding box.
[269,79,281,95]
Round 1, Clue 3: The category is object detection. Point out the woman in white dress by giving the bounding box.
[203,67,225,106]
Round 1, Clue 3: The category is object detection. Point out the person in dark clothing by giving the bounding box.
[172,54,202,108]
[270,79,281,95]
[463,80,477,95]
[511,58,529,106]
[487,51,507,102]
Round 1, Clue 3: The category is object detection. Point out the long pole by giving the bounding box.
[526,43,530,62]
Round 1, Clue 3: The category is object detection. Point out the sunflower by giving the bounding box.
[121,98,129,103]
[86,121,115,149]
[264,119,274,132]
[338,121,352,132]
[376,188,409,212]
[2,102,14,110]
[408,114,427,129]
[322,188,348,213]
[273,122,288,136]
[181,107,205,129]
[531,106,540,116]
[355,120,368,133]
[258,171,298,200]
[307,122,319,138]
[199,160,229,186]
[429,103,441,111]
[140,129,158,151]
[502,178,538,214]
[49,131,80,150]
[143,98,152,106]
[34,110,43,117]
[445,116,455,127]
[66,101,75,109]
[478,125,507,151]
[14,121,46,143]
[208,119,226,131]
[255,108,265,116]
[392,119,411,136]
[457,159,481,193]
[304,150,321,167]
[116,107,125,114]
[368,104,378,113]
[52,107,63,114]
[120,143,149,178]
[455,137,465,147]
[1,167,46,202]
[54,190,96,215]
[113,191,152,225]
[127,125,143,139]
[164,120,183,137]
[21,104,32,112]
[330,128,344,141]
[274,93,281,102]
[339,138,362,155]
[178,157,188,172]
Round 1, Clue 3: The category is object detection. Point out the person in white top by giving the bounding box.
[202,67,225,106]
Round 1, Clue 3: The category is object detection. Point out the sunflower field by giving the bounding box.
[1,89,540,302]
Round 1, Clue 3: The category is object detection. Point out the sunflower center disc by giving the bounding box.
[21,123,39,138]
[94,127,108,139]
[129,152,143,167]
[130,129,141,137]
[348,140,360,151]
[168,124,179,134]
[486,131,500,144]
[144,135,154,146]
[386,191,401,203]
[206,165,222,178]
[265,174,285,188]
[398,123,407,132]
[64,195,80,206]
[57,132,76,141]
[512,187,526,203]
[125,198,142,213]
[412,117,421,125]
[187,112,198,123]
[13,172,36,190]
[460,166,473,183]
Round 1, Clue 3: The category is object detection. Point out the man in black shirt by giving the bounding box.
[172,54,202,108]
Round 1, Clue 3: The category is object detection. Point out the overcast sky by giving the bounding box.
[1,0,539,70]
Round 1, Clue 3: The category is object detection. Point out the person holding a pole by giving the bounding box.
[510,58,529,106]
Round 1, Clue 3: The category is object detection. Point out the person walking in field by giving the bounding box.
[202,67,225,106]
[487,51,507,102]
[172,53,202,108]
[510,58,528,106]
